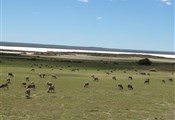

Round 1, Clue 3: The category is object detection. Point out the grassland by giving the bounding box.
[0,53,175,120]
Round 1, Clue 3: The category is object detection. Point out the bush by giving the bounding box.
[30,57,37,61]
[137,58,152,65]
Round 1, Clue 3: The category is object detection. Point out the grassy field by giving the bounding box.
[0,54,175,120]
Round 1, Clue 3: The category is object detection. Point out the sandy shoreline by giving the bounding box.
[43,54,174,63]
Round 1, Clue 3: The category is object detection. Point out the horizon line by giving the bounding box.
[1,41,174,54]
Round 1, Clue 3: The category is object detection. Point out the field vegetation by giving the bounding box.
[0,53,174,120]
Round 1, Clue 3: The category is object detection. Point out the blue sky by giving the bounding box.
[1,0,174,51]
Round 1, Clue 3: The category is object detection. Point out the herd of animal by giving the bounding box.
[83,70,174,90]
[0,63,174,99]
[0,72,55,99]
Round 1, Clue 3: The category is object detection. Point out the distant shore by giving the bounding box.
[1,46,175,59]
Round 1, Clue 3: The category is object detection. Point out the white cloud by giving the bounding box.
[78,0,89,3]
[161,0,173,5]
[166,1,172,5]
[97,17,102,20]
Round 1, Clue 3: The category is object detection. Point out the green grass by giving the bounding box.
[0,56,175,120]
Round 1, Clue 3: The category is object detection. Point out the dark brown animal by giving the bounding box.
[84,82,89,88]
[144,79,150,84]
[112,76,117,80]
[93,77,99,82]
[140,72,146,75]
[128,76,133,80]
[8,73,14,77]
[128,84,133,90]
[118,84,123,90]
[0,82,9,89]
[51,75,57,79]
[162,80,165,83]
[169,78,173,82]
[22,81,27,87]
[106,72,110,75]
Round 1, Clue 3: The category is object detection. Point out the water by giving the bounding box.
[0,42,174,59]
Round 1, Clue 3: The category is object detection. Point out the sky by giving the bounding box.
[0,0,174,52]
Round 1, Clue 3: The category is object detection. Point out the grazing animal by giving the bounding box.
[0,82,9,89]
[26,76,30,81]
[51,75,57,79]
[123,71,127,73]
[84,82,89,88]
[31,68,35,71]
[6,78,11,84]
[71,69,76,72]
[162,80,165,84]
[128,84,133,90]
[45,65,48,67]
[144,79,150,84]
[149,68,157,72]
[46,81,52,87]
[8,73,14,77]
[47,85,55,93]
[39,73,42,78]
[140,72,146,75]
[39,73,46,78]
[106,72,110,75]
[27,82,35,89]
[25,88,31,99]
[93,77,99,82]
[91,75,95,78]
[128,76,133,80]
[43,73,46,78]
[22,81,27,87]
[154,117,158,120]
[112,76,117,80]
[118,84,123,90]
[169,78,173,82]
